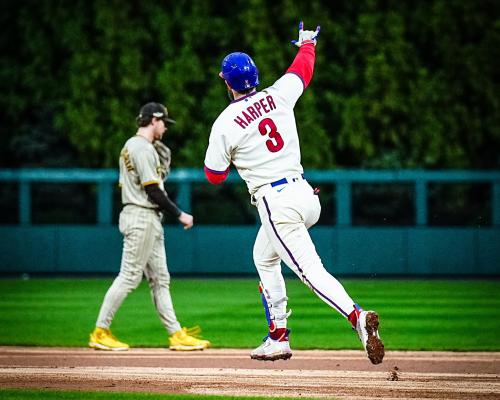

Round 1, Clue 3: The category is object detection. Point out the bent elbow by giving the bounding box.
[204,166,229,185]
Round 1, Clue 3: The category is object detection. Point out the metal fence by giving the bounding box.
[1,168,499,226]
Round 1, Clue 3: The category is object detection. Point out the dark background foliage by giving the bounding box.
[1,0,499,170]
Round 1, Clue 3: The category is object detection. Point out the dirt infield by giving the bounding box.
[0,347,499,399]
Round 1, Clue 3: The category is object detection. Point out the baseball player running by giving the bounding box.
[204,23,384,364]
[89,102,210,351]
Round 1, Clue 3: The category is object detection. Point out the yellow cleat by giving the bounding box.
[169,326,211,351]
[89,327,129,351]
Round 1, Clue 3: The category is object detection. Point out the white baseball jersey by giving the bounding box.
[119,136,164,207]
[204,73,305,195]
[204,43,373,362]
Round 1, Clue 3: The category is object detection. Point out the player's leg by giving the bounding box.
[253,226,289,329]
[257,183,384,364]
[145,219,210,351]
[95,208,153,328]
[250,226,292,360]
[90,208,154,350]
[144,218,181,335]
[299,183,384,363]
[257,191,356,319]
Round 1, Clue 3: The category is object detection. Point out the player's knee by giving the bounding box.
[253,258,279,271]
[157,273,170,288]
[147,272,170,289]
[118,270,143,289]
[253,250,279,270]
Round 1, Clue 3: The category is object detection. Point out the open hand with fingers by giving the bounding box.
[291,21,321,47]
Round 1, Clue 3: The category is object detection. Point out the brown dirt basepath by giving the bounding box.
[0,347,499,399]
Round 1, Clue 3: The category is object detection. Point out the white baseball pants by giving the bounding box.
[253,177,356,328]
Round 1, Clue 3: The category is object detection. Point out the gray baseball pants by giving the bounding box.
[96,205,182,334]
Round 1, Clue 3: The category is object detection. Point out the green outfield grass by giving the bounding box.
[0,277,498,351]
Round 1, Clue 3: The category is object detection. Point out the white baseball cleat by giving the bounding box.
[356,310,385,364]
[250,335,292,361]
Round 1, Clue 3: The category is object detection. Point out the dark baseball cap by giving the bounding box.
[137,102,176,124]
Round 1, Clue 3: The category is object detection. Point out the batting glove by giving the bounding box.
[291,21,321,47]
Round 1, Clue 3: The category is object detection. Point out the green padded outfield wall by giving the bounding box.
[0,169,499,276]
[0,225,499,276]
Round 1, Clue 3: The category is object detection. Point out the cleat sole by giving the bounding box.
[169,345,205,351]
[250,352,292,361]
[88,342,128,351]
[364,312,385,364]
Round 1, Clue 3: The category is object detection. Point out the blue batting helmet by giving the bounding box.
[220,52,259,92]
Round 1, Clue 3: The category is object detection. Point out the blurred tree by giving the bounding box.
[1,0,498,169]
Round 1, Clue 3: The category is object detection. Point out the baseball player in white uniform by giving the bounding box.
[89,102,210,351]
[204,23,384,364]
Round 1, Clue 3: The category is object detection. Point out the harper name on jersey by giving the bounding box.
[234,95,276,129]
[205,73,307,195]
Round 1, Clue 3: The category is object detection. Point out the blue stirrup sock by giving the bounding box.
[259,282,275,332]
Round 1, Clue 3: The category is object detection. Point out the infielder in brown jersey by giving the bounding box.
[89,102,210,351]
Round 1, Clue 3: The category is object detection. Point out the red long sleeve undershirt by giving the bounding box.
[286,43,316,89]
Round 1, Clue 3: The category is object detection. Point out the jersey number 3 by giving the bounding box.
[258,118,284,152]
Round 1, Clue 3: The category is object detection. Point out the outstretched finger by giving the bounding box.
[299,20,304,32]
[312,25,321,40]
